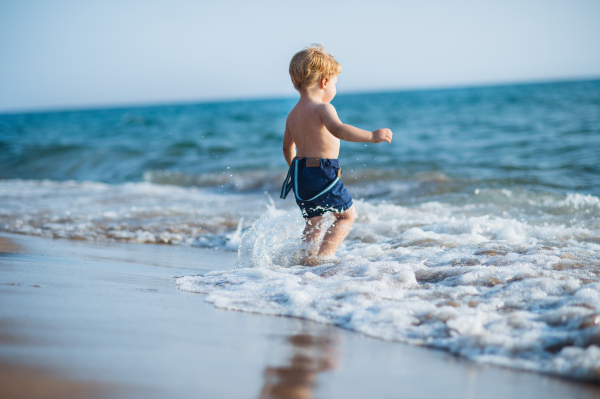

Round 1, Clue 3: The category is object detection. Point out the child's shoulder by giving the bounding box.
[315,102,338,121]
[290,101,336,116]
[286,101,337,128]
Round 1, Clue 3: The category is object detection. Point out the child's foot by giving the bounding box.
[303,255,338,267]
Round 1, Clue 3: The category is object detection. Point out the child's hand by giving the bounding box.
[372,128,393,144]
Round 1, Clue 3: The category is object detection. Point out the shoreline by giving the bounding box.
[0,361,112,399]
[1,233,599,398]
[0,235,117,399]
[0,236,21,254]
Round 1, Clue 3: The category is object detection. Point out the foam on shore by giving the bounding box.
[177,190,600,381]
[2,178,600,380]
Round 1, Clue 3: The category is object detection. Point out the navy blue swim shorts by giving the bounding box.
[291,157,353,219]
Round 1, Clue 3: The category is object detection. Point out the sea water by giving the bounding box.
[1,80,599,380]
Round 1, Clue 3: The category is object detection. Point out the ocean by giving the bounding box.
[1,79,600,381]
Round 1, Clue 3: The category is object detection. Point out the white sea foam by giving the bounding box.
[0,179,285,246]
[177,193,600,381]
[2,178,600,379]
[2,179,597,249]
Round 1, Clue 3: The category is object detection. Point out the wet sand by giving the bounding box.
[0,362,109,399]
[0,237,115,399]
[1,233,599,399]
[0,236,21,254]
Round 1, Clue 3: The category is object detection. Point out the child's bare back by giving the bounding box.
[280,44,392,265]
[283,74,392,166]
[285,86,341,161]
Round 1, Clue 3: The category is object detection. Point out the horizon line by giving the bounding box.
[1,75,599,116]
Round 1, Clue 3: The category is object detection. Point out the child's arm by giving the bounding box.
[282,122,296,167]
[318,103,392,144]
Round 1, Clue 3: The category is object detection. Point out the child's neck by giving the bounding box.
[300,88,328,103]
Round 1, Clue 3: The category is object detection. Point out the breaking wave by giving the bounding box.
[177,190,600,381]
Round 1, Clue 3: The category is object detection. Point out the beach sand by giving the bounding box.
[0,236,21,254]
[1,233,599,399]
[0,237,113,399]
[0,362,109,399]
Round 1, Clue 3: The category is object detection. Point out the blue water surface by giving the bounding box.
[1,79,598,195]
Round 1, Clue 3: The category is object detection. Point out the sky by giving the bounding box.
[1,0,599,112]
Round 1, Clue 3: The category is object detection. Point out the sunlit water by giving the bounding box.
[1,80,599,380]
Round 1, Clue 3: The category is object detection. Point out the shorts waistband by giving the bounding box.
[293,157,339,168]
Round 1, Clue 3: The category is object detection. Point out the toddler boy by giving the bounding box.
[280,44,393,265]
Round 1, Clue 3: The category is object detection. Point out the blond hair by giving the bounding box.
[289,44,341,92]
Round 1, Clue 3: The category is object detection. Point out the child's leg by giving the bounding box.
[301,215,324,258]
[317,205,356,257]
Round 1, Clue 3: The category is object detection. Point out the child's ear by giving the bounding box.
[321,77,329,89]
